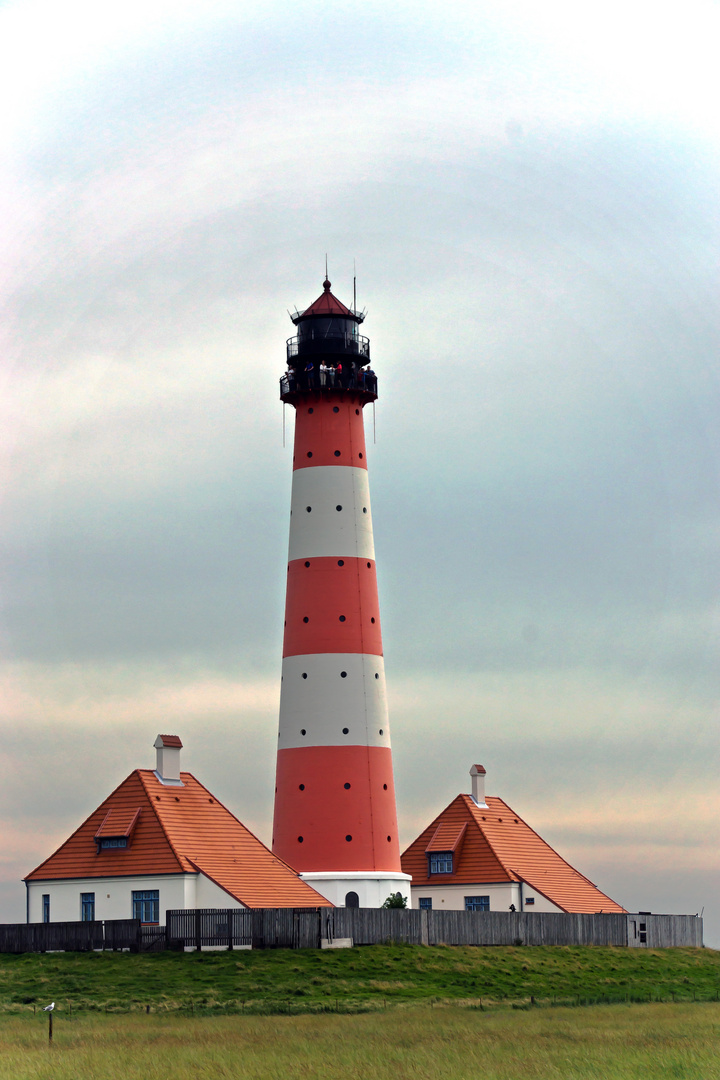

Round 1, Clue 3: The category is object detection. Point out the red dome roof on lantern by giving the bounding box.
[291,278,364,324]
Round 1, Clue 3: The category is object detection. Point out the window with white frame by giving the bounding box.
[132,889,159,924]
[428,852,453,874]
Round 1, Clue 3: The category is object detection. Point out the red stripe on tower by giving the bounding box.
[273,276,410,908]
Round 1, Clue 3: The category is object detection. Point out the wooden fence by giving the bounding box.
[627,914,703,948]
[165,909,252,950]
[0,919,141,953]
[165,908,703,950]
[0,910,703,954]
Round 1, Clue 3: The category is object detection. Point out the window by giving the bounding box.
[42,895,50,923]
[419,897,432,910]
[132,889,159,924]
[525,896,535,906]
[429,852,453,874]
[465,896,490,912]
[99,837,127,849]
[81,893,95,921]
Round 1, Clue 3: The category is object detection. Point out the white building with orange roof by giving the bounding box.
[401,765,625,915]
[24,735,331,925]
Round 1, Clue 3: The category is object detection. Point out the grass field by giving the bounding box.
[0,1002,718,1079]
[0,945,718,1015]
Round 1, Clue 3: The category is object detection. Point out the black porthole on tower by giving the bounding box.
[306,506,312,512]
[301,729,306,736]
[303,616,309,623]
[304,561,310,567]
[344,782,351,789]
[340,671,347,678]
[339,615,346,622]
[342,727,349,734]
[387,835,391,842]
[299,784,305,790]
[383,783,388,790]
[333,406,339,413]
[345,835,352,842]
[302,672,307,679]
[367,562,371,568]
[337,559,344,566]
[355,409,359,415]
[334,450,341,457]
[298,836,304,842]
[362,507,367,514]
[379,729,383,735]
[336,505,342,511]
[308,407,313,413]
[307,451,313,458]
[358,452,363,459]
[374,673,379,679]
[371,617,375,623]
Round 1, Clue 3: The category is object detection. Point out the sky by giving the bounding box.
[1,0,719,944]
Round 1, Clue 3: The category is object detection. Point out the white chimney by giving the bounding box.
[154,734,183,785]
[470,763,487,807]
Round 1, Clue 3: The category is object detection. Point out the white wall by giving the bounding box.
[26,873,245,924]
[195,874,245,909]
[410,882,563,913]
[301,871,412,908]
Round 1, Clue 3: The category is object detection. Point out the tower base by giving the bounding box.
[300,871,412,909]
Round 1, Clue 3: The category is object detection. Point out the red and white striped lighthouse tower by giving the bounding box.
[273,276,411,908]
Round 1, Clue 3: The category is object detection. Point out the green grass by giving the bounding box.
[1,1002,719,1079]
[0,945,718,1015]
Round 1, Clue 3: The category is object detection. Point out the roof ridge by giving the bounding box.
[484,795,624,911]
[136,770,189,872]
[178,772,320,880]
[489,794,606,885]
[185,857,244,905]
[24,770,146,881]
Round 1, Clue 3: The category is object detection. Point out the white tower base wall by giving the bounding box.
[300,871,412,909]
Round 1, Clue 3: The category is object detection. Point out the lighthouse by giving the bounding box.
[273,276,411,908]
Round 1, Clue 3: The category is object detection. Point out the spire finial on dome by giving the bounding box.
[323,253,330,292]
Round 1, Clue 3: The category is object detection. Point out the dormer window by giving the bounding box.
[94,807,141,853]
[429,852,453,874]
[425,822,466,875]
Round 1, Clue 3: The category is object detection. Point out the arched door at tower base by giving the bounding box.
[345,891,359,908]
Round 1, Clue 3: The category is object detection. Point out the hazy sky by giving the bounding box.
[2,0,719,943]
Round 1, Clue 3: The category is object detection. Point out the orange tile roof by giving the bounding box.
[156,734,182,747]
[401,793,625,914]
[25,770,331,909]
